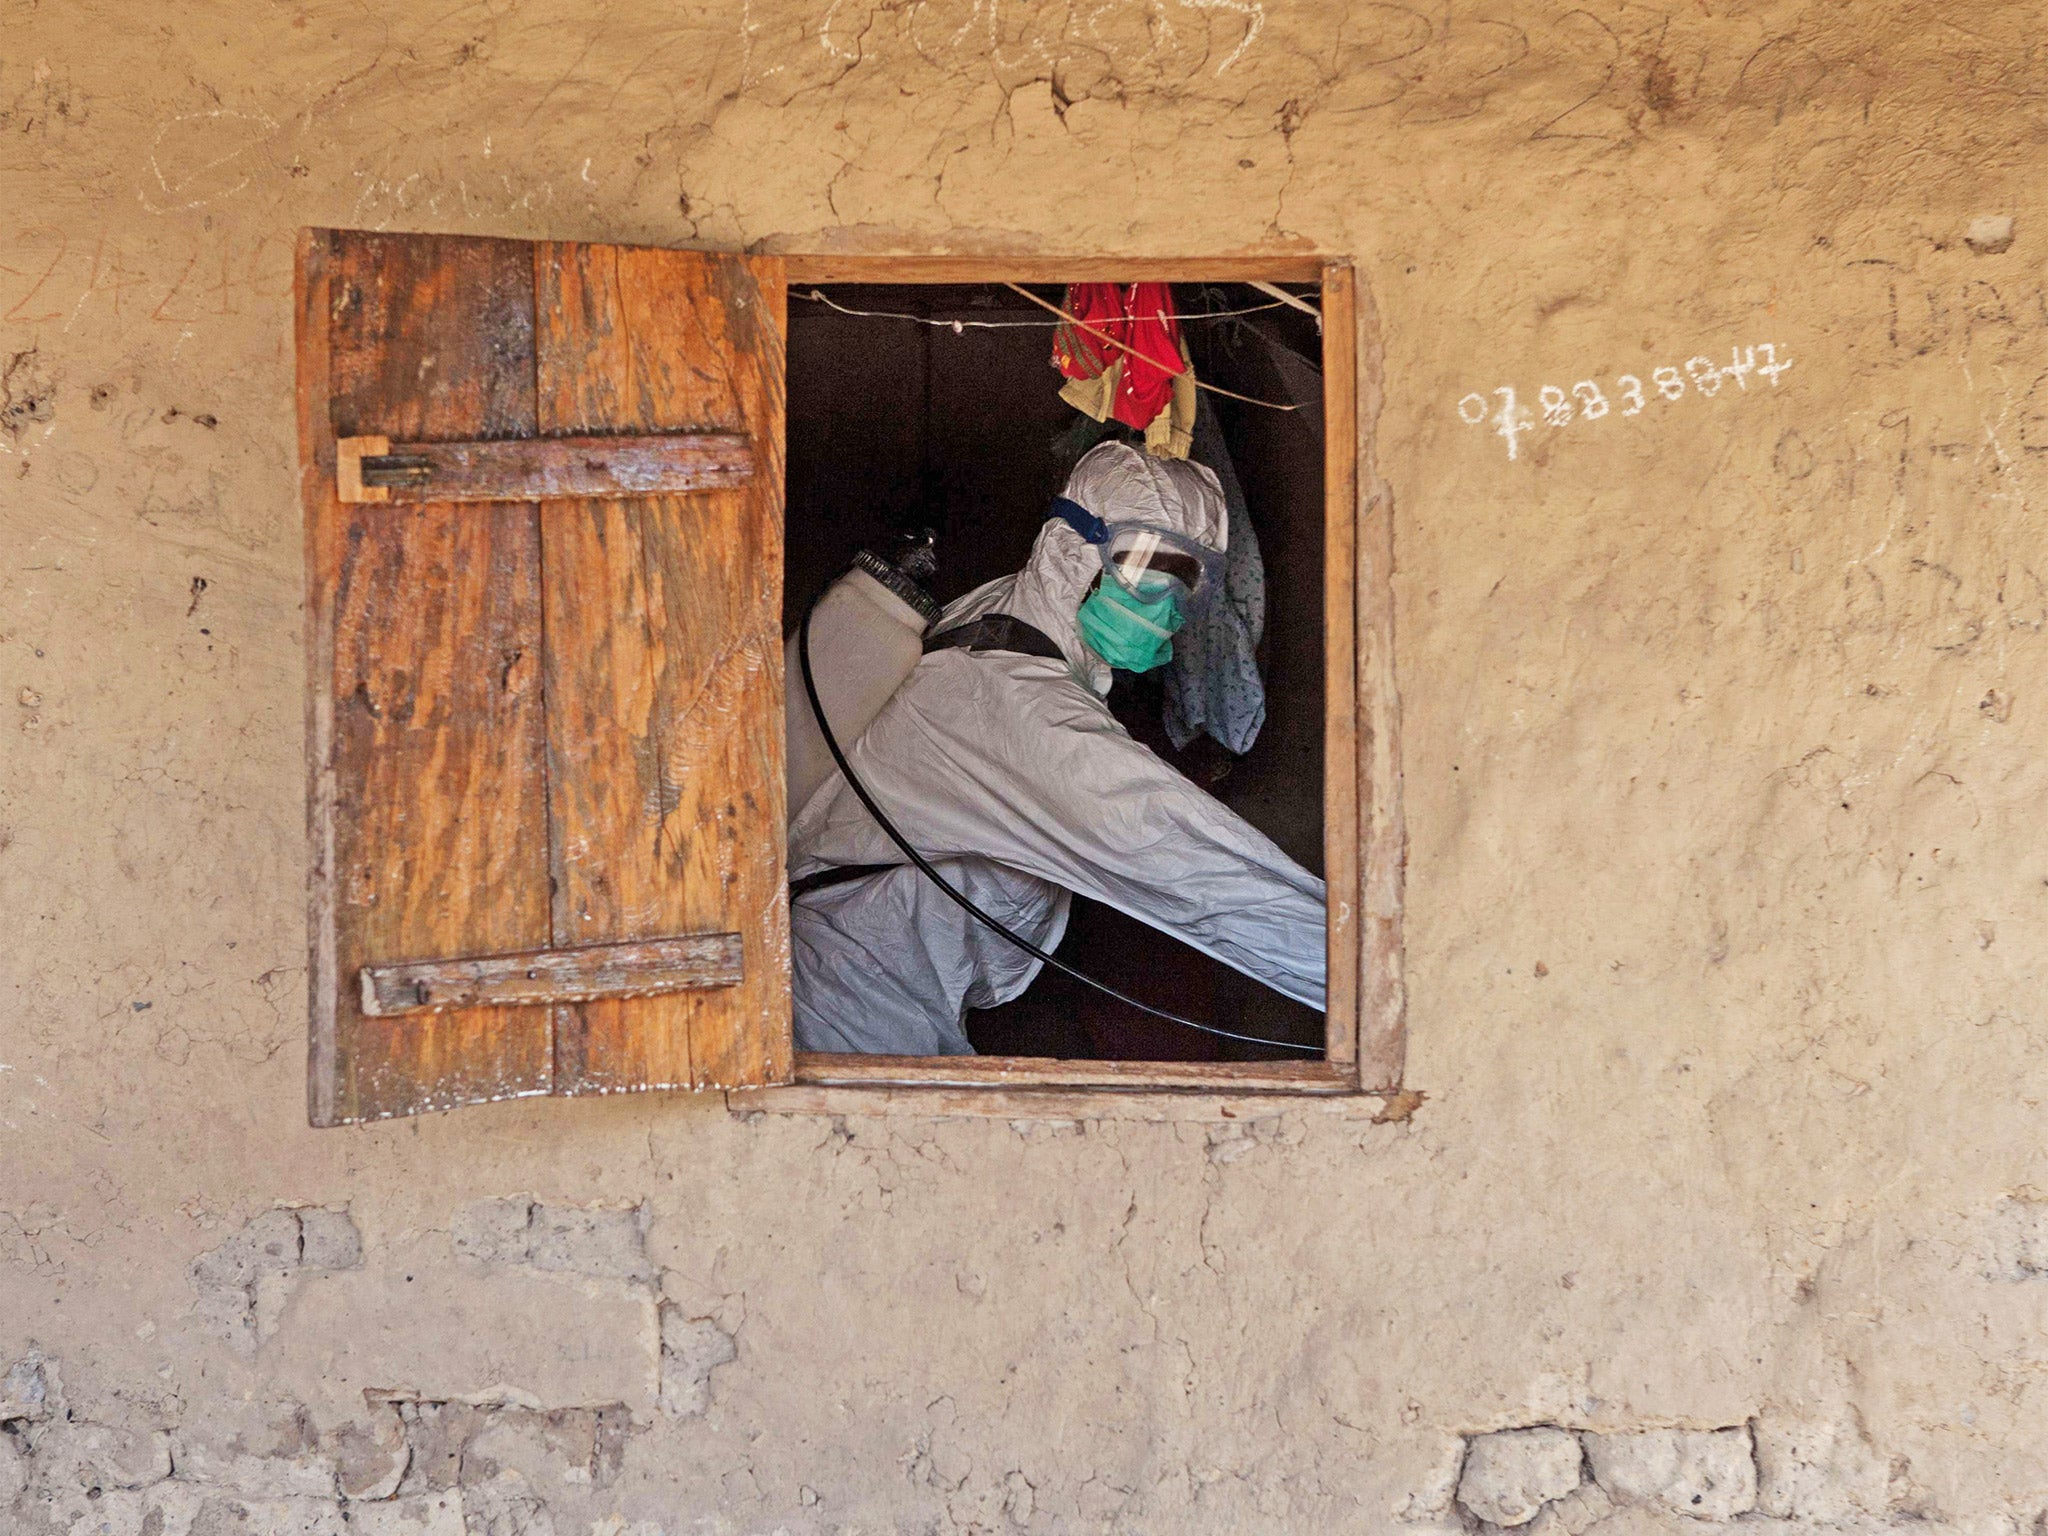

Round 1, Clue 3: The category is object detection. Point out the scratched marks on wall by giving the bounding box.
[741,0,1269,96]
[142,110,280,214]
[1868,265,2048,396]
[0,233,290,335]
[1859,267,2048,462]
[734,0,1718,134]
[1458,343,1794,460]
[821,0,1264,75]
[1303,0,1703,137]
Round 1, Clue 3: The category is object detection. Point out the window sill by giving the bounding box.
[727,1054,1400,1120]
[796,1052,1351,1093]
[726,1083,1393,1120]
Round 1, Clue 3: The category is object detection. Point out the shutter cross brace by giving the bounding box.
[360,934,746,1016]
[336,431,754,504]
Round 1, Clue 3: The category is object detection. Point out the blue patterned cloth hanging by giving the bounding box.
[1163,390,1268,753]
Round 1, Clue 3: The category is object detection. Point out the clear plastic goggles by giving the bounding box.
[1100,524,1223,606]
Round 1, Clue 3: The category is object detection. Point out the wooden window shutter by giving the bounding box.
[296,230,792,1125]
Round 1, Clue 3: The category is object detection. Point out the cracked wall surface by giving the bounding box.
[5,0,2048,1531]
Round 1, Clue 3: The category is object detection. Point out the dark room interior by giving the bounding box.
[784,282,1328,1060]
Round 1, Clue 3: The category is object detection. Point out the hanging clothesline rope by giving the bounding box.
[793,287,1316,332]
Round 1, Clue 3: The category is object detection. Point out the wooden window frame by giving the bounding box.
[736,253,1405,1117]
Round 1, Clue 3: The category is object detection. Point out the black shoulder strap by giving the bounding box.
[923,614,1066,663]
[789,862,898,902]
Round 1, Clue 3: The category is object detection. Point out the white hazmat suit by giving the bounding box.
[787,442,1326,1056]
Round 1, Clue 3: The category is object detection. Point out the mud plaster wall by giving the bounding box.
[3,2,2048,1532]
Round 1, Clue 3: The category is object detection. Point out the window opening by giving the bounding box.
[782,279,1330,1069]
[298,234,1388,1123]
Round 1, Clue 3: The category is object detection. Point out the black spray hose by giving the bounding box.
[796,600,1322,1056]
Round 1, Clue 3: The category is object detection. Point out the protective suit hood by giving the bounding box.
[943,441,1229,693]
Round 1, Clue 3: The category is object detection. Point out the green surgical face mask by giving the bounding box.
[1077,578,1185,673]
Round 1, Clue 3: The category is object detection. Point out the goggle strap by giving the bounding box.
[1050,496,1108,545]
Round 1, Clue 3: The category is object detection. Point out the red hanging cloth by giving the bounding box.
[1050,282,1185,432]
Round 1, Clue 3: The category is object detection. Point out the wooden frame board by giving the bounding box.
[728,1083,1395,1122]
[752,254,1404,1108]
[782,256,1326,285]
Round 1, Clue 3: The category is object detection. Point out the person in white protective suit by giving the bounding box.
[787,441,1326,1056]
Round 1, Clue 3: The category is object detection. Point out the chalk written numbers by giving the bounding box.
[1457,344,1793,460]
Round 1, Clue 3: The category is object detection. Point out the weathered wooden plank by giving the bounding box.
[1349,264,1409,1094]
[328,232,538,444]
[361,934,744,1016]
[782,255,1328,285]
[794,1053,1354,1092]
[336,432,753,504]
[536,243,793,1094]
[731,1084,1389,1122]
[301,229,344,1127]
[305,229,555,1125]
[1321,262,1362,1075]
